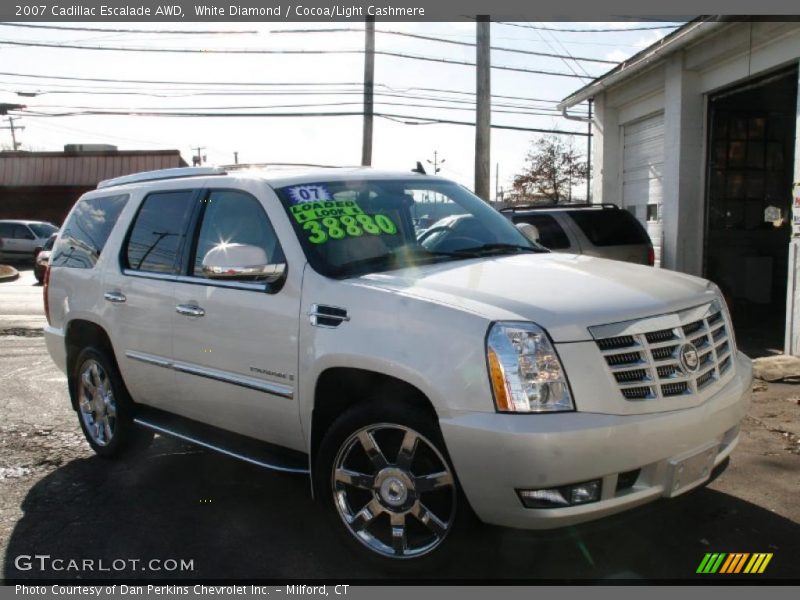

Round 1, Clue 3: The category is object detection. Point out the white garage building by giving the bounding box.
[559,19,800,355]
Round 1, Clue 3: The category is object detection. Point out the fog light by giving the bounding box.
[518,489,570,508]
[569,480,601,505]
[518,479,602,509]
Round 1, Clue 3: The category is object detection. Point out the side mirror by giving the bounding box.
[201,243,285,283]
[515,222,541,244]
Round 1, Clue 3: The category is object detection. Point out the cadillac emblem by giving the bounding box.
[679,342,700,374]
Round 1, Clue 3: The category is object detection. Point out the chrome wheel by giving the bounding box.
[332,423,456,559]
[77,359,117,447]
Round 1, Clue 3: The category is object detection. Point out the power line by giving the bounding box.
[0,23,257,35]
[18,107,590,135]
[526,22,586,80]
[7,85,587,114]
[25,100,574,117]
[0,40,596,79]
[269,27,618,65]
[534,23,593,79]
[495,22,683,33]
[376,114,589,135]
[0,71,575,104]
[8,83,587,113]
[0,70,362,87]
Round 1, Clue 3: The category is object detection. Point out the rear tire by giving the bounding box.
[315,399,469,569]
[70,346,153,458]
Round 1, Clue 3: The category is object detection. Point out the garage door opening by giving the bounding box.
[704,66,798,356]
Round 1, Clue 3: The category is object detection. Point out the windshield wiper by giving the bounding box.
[334,246,475,277]
[449,243,547,257]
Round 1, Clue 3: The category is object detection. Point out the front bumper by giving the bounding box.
[440,351,752,529]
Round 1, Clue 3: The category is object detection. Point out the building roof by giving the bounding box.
[558,17,728,110]
[0,149,188,187]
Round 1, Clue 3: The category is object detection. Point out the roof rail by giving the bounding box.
[499,202,619,212]
[220,162,363,170]
[97,166,227,189]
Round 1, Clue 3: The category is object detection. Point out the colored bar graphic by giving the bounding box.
[697,553,727,573]
[698,552,773,574]
[744,553,774,574]
[718,553,735,573]
[697,553,714,573]
[719,554,735,573]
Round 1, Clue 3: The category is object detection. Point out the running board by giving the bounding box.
[133,406,309,475]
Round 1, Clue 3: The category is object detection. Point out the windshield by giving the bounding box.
[29,223,58,238]
[274,178,545,278]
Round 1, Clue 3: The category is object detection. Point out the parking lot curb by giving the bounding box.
[0,265,20,282]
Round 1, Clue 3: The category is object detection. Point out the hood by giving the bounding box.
[354,253,716,342]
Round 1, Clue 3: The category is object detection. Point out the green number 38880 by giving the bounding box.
[303,214,397,244]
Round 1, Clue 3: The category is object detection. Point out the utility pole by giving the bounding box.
[1,116,24,150]
[426,150,445,174]
[586,99,593,203]
[192,146,206,166]
[475,16,491,201]
[361,16,375,166]
[495,162,499,201]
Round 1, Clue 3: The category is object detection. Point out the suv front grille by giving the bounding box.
[594,307,734,402]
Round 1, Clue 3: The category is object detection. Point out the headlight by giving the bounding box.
[486,321,574,413]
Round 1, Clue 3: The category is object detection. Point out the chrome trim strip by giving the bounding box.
[125,350,171,368]
[122,269,177,282]
[125,351,293,399]
[175,275,267,291]
[122,269,267,291]
[133,418,309,474]
[172,361,294,399]
[588,301,716,340]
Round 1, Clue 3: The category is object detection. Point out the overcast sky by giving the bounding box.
[0,21,683,197]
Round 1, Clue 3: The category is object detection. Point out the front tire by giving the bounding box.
[315,400,463,565]
[70,346,152,458]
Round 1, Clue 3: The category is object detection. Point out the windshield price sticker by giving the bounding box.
[286,184,332,204]
[289,201,398,245]
[290,200,365,224]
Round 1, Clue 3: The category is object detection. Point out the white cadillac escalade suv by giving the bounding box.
[43,166,751,564]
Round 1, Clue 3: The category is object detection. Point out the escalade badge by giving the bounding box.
[679,342,700,374]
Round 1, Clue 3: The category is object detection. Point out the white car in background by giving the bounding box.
[0,220,59,263]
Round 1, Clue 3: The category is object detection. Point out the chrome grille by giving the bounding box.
[594,306,734,402]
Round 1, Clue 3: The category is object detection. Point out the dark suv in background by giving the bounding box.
[501,203,655,266]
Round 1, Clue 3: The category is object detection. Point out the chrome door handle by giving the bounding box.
[103,291,126,303]
[175,304,205,317]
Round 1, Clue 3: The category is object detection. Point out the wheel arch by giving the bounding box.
[309,367,439,495]
[64,318,121,411]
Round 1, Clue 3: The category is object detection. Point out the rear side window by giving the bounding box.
[12,224,34,240]
[0,223,12,238]
[568,209,651,247]
[51,195,129,269]
[124,191,196,274]
[29,223,58,238]
[512,214,570,250]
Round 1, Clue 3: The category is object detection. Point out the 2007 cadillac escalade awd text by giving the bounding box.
[43,166,752,563]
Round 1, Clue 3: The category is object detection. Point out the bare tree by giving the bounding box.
[511,135,588,203]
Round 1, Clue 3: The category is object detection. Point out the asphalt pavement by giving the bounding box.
[1,268,798,581]
[0,268,46,332]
